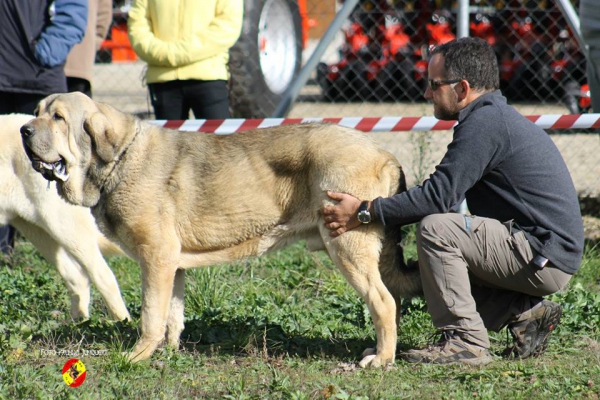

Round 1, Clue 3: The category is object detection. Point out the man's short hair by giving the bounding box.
[431,37,500,92]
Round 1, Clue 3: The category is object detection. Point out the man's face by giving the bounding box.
[424,54,461,120]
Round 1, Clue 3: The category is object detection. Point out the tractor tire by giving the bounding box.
[229,0,303,118]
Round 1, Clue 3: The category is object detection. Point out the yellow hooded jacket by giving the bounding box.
[127,0,243,84]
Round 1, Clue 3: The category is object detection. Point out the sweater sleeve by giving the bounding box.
[373,107,508,227]
[127,0,243,68]
[34,0,88,67]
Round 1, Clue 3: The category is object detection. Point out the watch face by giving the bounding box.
[358,210,371,224]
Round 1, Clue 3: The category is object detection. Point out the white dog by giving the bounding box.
[0,113,129,321]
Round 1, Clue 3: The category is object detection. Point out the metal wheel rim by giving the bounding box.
[258,0,298,94]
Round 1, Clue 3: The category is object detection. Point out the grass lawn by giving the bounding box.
[0,230,598,399]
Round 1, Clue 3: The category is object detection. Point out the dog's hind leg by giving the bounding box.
[320,225,397,368]
[166,269,185,348]
[12,219,92,320]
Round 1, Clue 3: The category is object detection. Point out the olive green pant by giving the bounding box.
[416,213,572,349]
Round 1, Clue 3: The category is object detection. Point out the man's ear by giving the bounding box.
[455,79,470,102]
[83,111,117,163]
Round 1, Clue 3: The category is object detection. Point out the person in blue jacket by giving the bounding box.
[0,0,87,255]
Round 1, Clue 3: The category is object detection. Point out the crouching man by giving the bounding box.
[323,37,584,365]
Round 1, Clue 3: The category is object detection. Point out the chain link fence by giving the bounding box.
[93,0,598,208]
[315,1,587,111]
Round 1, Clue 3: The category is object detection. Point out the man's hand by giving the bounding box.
[322,191,363,237]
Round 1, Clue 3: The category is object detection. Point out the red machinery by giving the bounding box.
[316,0,589,113]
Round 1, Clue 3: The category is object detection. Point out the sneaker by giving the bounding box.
[401,331,493,366]
[502,299,562,359]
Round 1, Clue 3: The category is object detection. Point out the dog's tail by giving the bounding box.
[378,164,423,300]
[97,234,126,257]
[379,225,422,300]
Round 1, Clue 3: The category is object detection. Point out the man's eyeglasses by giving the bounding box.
[428,79,461,91]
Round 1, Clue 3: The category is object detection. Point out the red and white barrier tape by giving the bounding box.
[148,114,600,134]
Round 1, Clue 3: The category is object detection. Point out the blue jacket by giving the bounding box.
[0,0,87,95]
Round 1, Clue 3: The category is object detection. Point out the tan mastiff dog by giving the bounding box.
[21,92,421,367]
[1,113,129,321]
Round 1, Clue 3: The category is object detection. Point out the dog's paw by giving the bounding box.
[126,351,146,363]
[359,354,378,368]
[358,348,394,368]
[361,348,376,358]
[114,311,132,322]
[126,339,161,362]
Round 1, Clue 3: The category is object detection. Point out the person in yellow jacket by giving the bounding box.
[127,0,243,119]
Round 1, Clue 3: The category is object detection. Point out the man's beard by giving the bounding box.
[434,105,460,121]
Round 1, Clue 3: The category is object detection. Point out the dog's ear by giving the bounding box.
[83,111,117,163]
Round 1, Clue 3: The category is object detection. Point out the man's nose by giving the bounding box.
[423,85,432,100]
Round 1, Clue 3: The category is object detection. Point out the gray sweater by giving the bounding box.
[373,91,584,274]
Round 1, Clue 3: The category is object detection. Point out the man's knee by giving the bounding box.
[417,214,457,245]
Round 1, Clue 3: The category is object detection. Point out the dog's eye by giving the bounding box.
[53,113,64,121]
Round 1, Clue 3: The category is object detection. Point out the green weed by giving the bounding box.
[0,238,598,399]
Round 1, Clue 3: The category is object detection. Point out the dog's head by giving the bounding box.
[21,92,133,207]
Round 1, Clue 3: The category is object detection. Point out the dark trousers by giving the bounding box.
[67,77,92,98]
[0,91,48,254]
[0,91,47,114]
[148,79,231,120]
[0,226,15,255]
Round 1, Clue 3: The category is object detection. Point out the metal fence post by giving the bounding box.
[555,0,585,54]
[457,0,470,214]
[457,0,470,38]
[272,0,360,118]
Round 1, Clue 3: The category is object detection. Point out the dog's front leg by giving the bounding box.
[128,260,177,362]
[52,250,93,320]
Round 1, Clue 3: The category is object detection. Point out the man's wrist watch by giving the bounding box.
[357,201,372,224]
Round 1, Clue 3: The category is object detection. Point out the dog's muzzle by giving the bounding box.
[20,124,70,182]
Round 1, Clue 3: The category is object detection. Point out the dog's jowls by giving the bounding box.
[22,92,421,367]
[0,113,129,321]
